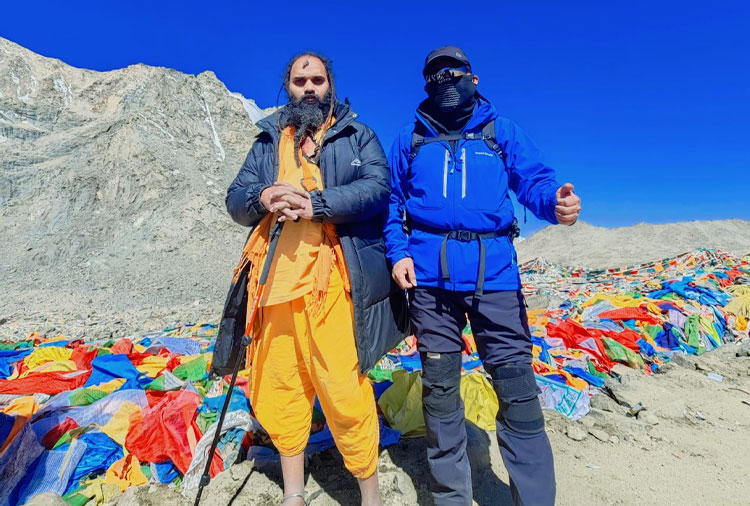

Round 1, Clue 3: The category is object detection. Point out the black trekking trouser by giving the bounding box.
[409,287,556,506]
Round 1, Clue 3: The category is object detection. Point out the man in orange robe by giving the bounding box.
[219,52,407,506]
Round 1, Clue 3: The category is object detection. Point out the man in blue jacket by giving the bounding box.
[385,46,581,506]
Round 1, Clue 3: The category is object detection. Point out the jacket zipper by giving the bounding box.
[461,147,467,198]
[449,143,457,291]
[442,150,449,198]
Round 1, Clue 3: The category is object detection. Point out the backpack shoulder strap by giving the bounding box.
[409,122,466,161]
[406,121,431,187]
[480,119,504,159]
[409,122,427,162]
[480,119,524,221]
[402,122,428,228]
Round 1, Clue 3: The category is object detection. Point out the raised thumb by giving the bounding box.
[559,183,574,197]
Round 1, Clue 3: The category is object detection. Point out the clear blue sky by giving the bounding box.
[3,1,748,234]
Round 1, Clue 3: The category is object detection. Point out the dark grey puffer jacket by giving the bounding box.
[212,101,409,375]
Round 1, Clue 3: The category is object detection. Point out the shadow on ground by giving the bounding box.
[241,421,512,505]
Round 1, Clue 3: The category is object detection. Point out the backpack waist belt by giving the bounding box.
[409,220,518,298]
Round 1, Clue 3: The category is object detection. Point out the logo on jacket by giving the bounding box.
[351,158,362,166]
[475,151,494,157]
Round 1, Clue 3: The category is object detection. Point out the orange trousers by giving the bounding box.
[247,267,379,478]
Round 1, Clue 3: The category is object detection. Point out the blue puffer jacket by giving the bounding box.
[215,101,408,375]
[384,96,561,292]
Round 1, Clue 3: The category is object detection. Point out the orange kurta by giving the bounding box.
[260,127,325,306]
[245,125,378,478]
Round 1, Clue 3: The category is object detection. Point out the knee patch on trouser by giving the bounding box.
[492,366,545,435]
[421,352,462,418]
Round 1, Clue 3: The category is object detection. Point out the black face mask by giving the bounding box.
[426,74,477,111]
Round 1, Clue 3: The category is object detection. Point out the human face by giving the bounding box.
[287,56,330,103]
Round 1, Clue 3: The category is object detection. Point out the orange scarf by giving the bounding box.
[232,127,350,316]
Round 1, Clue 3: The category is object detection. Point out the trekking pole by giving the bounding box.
[194,220,284,505]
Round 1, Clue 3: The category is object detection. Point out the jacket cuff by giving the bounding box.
[248,185,270,216]
[387,250,411,267]
[546,187,560,225]
[309,190,328,223]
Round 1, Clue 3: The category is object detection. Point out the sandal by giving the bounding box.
[281,493,308,505]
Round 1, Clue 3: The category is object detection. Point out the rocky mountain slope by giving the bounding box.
[516,219,750,268]
[0,37,265,328]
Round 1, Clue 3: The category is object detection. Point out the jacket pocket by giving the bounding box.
[408,143,450,211]
[356,240,392,305]
[480,236,517,286]
[459,143,507,212]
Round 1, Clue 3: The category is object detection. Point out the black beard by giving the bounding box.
[281,91,333,166]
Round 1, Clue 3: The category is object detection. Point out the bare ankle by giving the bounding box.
[281,493,307,506]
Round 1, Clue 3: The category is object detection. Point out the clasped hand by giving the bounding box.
[260,182,313,222]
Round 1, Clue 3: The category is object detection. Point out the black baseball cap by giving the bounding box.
[423,46,472,77]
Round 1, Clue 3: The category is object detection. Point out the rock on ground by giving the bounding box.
[23,493,69,506]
